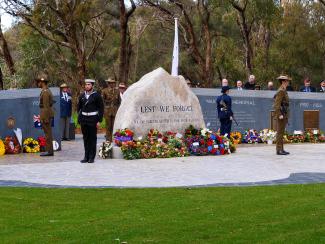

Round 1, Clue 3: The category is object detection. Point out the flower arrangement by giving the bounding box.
[242,129,262,144]
[0,139,5,156]
[286,134,305,143]
[23,138,40,153]
[114,128,134,146]
[4,136,21,154]
[259,129,277,143]
[98,141,113,159]
[118,126,235,160]
[230,131,242,144]
[184,127,231,156]
[37,136,47,152]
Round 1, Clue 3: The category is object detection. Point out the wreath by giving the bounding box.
[230,131,242,144]
[23,138,40,153]
[4,136,21,154]
[98,141,113,159]
[0,139,5,156]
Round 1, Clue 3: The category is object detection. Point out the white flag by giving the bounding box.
[171,18,179,76]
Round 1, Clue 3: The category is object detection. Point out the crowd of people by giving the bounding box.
[221,75,325,93]
[37,72,324,161]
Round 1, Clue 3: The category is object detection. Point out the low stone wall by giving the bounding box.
[0,88,61,148]
[193,88,325,133]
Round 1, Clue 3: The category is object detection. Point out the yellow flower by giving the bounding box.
[0,140,5,156]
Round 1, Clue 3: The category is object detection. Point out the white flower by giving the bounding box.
[176,133,183,138]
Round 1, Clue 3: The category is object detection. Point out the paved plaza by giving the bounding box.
[0,134,325,188]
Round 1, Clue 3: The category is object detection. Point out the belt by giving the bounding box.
[82,111,98,116]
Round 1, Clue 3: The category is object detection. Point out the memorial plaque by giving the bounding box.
[303,110,319,130]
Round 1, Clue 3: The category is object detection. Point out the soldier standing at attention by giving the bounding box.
[101,78,119,141]
[36,74,54,156]
[78,79,104,163]
[274,75,291,155]
[216,86,233,138]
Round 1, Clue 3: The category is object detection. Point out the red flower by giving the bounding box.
[220,148,225,155]
[207,139,213,146]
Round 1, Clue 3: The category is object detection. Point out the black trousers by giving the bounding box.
[220,118,232,138]
[81,123,97,161]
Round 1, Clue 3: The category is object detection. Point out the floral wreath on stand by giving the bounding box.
[243,129,261,144]
[99,141,113,159]
[0,139,5,156]
[4,136,21,154]
[23,138,40,153]
[230,131,242,144]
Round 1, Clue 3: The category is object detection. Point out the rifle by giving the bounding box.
[219,99,239,126]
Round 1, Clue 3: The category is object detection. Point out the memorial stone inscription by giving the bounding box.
[113,68,206,137]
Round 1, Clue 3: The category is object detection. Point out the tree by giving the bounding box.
[143,0,221,87]
[3,0,110,83]
[107,0,136,84]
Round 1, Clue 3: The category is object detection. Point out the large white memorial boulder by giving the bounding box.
[113,67,206,137]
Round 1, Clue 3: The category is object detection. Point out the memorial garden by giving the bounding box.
[0,0,325,243]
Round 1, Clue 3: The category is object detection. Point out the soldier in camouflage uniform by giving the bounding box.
[101,78,119,141]
[36,73,54,156]
[273,75,291,155]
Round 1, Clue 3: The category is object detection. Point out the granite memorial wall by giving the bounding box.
[0,88,61,148]
[193,88,325,133]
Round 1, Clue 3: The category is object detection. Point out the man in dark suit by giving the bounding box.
[300,78,316,92]
[60,83,72,141]
[216,86,233,138]
[244,74,256,90]
[78,79,104,163]
[318,80,325,92]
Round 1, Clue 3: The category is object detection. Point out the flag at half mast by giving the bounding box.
[171,18,179,76]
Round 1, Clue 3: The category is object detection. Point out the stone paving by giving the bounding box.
[0,134,325,188]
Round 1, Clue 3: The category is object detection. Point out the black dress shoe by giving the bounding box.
[277,151,287,155]
[88,159,95,163]
[65,138,71,141]
[80,158,88,163]
[283,150,290,155]
[40,152,54,156]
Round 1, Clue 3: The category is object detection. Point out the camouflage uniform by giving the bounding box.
[102,84,119,141]
[40,86,54,154]
[273,87,290,153]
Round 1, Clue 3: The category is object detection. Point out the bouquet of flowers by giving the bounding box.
[0,139,5,156]
[121,141,142,160]
[37,136,47,152]
[230,131,242,144]
[23,137,40,153]
[286,131,305,143]
[184,126,231,156]
[259,129,277,143]
[114,128,134,146]
[4,136,21,154]
[242,129,262,144]
[98,141,113,159]
[304,129,320,143]
[147,128,163,141]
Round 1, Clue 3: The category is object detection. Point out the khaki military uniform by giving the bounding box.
[40,88,54,154]
[273,87,290,152]
[102,87,119,141]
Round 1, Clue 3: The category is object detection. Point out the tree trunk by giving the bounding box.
[118,0,128,84]
[0,17,15,76]
[0,66,3,90]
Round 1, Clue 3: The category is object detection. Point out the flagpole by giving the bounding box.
[171,18,179,76]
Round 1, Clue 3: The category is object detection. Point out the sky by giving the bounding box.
[1,11,14,30]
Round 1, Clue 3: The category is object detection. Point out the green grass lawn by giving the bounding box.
[0,184,324,243]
